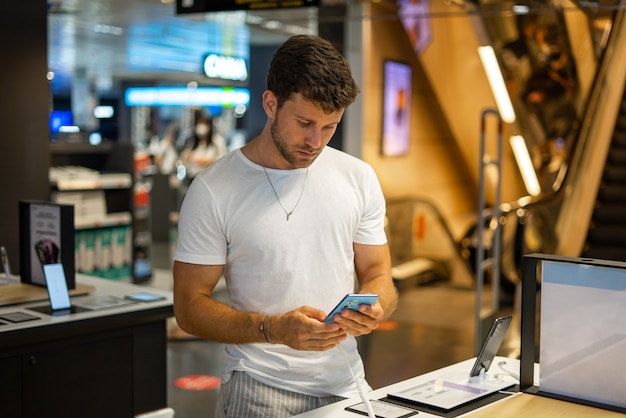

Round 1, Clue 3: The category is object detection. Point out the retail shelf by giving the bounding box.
[49,142,114,154]
[74,211,133,230]
[50,166,132,190]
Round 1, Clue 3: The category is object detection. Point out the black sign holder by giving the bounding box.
[18,201,75,289]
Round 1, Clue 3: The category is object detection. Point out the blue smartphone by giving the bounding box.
[324,293,379,324]
[125,292,166,302]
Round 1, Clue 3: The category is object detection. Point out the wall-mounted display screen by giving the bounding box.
[382,60,412,156]
[398,0,432,54]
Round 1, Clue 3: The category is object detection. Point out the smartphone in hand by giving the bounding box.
[323,293,379,324]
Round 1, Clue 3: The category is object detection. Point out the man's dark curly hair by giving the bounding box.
[267,35,360,114]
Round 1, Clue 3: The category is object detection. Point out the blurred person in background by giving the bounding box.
[181,115,227,177]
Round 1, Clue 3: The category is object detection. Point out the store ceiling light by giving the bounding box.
[478,45,516,124]
[512,4,530,14]
[510,135,540,196]
[262,20,282,30]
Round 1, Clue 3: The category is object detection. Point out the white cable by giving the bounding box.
[497,360,520,382]
[338,344,376,418]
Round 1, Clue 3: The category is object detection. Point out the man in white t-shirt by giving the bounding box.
[173,34,398,417]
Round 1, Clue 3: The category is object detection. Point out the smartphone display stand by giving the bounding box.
[468,367,487,384]
[468,315,513,383]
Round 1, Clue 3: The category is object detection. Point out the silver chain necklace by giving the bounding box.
[262,166,309,221]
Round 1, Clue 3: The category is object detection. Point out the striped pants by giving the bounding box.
[215,371,345,417]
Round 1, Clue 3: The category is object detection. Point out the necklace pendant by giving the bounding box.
[262,166,309,223]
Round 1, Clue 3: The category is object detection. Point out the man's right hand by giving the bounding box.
[270,306,347,351]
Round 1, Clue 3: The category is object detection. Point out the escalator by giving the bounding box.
[478,3,626,268]
[581,95,626,261]
[384,2,626,283]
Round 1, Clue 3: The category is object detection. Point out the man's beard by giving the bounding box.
[270,115,317,169]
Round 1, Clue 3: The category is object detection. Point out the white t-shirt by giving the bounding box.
[174,146,387,397]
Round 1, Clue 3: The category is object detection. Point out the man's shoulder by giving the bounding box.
[195,149,243,177]
[321,147,376,180]
[322,146,369,167]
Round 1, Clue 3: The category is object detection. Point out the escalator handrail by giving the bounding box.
[387,196,471,264]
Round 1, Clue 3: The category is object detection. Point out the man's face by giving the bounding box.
[269,92,344,169]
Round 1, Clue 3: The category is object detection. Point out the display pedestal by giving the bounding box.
[0,283,93,307]
[0,275,173,418]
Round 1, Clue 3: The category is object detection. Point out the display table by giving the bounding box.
[466,391,624,417]
[295,357,622,418]
[0,275,173,418]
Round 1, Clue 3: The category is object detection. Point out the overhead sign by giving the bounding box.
[203,54,248,81]
[176,0,320,14]
[124,87,250,107]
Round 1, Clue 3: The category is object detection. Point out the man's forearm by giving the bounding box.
[359,274,398,321]
[175,296,267,344]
